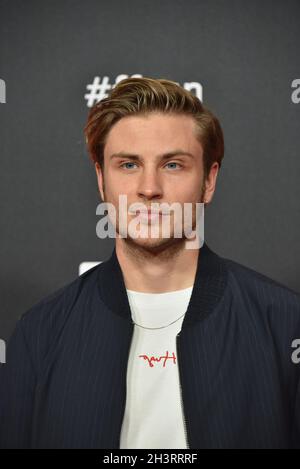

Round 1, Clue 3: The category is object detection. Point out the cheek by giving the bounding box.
[106,172,134,197]
[168,179,203,202]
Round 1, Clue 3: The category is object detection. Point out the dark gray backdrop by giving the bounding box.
[0,0,299,342]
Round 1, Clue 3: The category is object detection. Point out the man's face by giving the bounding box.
[95,112,218,251]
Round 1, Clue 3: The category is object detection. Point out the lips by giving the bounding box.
[128,206,171,216]
[136,208,170,215]
[137,210,161,215]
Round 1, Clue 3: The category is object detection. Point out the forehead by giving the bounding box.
[104,112,202,155]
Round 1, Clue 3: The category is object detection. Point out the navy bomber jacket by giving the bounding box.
[0,242,300,449]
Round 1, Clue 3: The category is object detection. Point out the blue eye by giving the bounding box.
[166,162,182,170]
[120,162,138,170]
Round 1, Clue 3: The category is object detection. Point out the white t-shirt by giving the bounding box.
[119,285,193,449]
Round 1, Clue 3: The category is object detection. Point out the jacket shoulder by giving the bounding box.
[13,263,102,374]
[222,255,300,319]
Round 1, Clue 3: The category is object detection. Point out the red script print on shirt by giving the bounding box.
[138,351,177,368]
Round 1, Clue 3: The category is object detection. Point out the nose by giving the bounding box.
[136,167,163,201]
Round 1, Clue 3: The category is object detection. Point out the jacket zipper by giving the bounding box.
[176,333,191,449]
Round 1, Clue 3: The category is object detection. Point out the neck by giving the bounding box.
[115,237,200,293]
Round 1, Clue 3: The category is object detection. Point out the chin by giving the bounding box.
[122,233,185,253]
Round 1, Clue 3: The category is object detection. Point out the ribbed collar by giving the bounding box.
[97,241,228,329]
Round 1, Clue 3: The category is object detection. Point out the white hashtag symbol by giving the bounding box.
[84,76,112,107]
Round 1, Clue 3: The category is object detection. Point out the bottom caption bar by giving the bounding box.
[101,450,199,465]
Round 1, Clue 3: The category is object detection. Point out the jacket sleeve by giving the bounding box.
[292,374,300,448]
[291,299,300,449]
[0,317,37,448]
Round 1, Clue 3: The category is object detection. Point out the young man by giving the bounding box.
[0,77,299,449]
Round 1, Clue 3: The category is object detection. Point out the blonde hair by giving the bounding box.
[84,77,224,179]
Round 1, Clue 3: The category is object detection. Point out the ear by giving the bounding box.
[95,162,105,201]
[203,162,220,204]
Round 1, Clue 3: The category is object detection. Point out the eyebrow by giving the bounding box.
[109,150,195,162]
